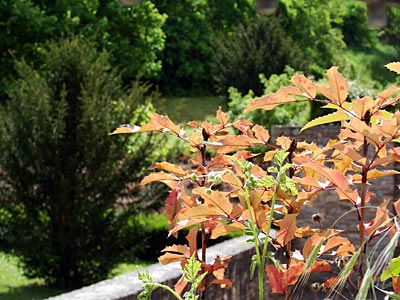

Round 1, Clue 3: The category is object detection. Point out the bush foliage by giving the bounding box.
[212,15,306,97]
[0,37,167,288]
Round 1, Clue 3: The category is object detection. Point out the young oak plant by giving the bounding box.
[112,62,400,299]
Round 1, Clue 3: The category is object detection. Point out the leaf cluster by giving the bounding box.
[115,64,400,299]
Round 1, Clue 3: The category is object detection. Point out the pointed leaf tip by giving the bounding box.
[386,62,400,75]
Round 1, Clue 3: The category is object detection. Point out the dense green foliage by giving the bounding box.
[277,0,346,76]
[384,6,400,56]
[0,0,166,96]
[151,0,254,95]
[212,15,306,97]
[339,1,378,49]
[0,37,167,288]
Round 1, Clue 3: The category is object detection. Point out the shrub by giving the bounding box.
[384,6,400,57]
[277,0,346,76]
[212,15,306,97]
[340,1,378,50]
[0,36,168,288]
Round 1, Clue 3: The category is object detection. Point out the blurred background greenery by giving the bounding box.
[0,0,399,298]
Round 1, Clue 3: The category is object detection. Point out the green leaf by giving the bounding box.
[381,256,400,281]
[267,251,280,270]
[267,166,278,173]
[259,175,275,187]
[301,111,349,132]
[250,255,258,279]
[274,150,289,166]
[393,137,400,143]
[137,268,157,300]
[184,254,202,282]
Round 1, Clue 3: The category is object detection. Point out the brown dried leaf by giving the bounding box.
[244,93,298,113]
[291,74,316,99]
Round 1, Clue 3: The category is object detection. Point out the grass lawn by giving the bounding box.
[0,213,165,300]
[153,96,225,123]
[0,252,152,300]
[0,253,65,300]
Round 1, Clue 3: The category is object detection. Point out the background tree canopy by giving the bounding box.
[0,0,166,97]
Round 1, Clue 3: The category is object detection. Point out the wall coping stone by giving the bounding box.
[46,234,261,300]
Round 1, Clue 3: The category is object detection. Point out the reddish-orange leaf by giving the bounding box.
[169,218,207,237]
[232,119,253,135]
[276,85,305,97]
[302,233,324,259]
[187,120,199,128]
[233,150,258,160]
[159,243,190,265]
[276,213,299,245]
[392,276,400,294]
[214,135,261,154]
[188,129,203,150]
[298,158,359,204]
[244,93,298,113]
[363,204,391,236]
[347,118,381,146]
[216,107,230,127]
[291,74,316,99]
[158,252,186,265]
[186,227,199,255]
[266,265,286,294]
[352,96,375,119]
[181,205,226,219]
[295,226,317,238]
[174,275,189,296]
[284,262,304,286]
[140,171,179,187]
[162,244,190,256]
[209,155,233,168]
[332,143,365,165]
[165,187,182,229]
[192,187,233,215]
[310,260,332,273]
[322,236,351,255]
[318,66,348,105]
[377,85,399,108]
[211,222,246,239]
[252,124,270,143]
[209,279,233,289]
[276,136,293,150]
[323,277,339,290]
[336,243,356,256]
[150,162,187,177]
[150,113,181,136]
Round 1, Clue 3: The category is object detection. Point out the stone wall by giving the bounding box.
[46,236,263,300]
